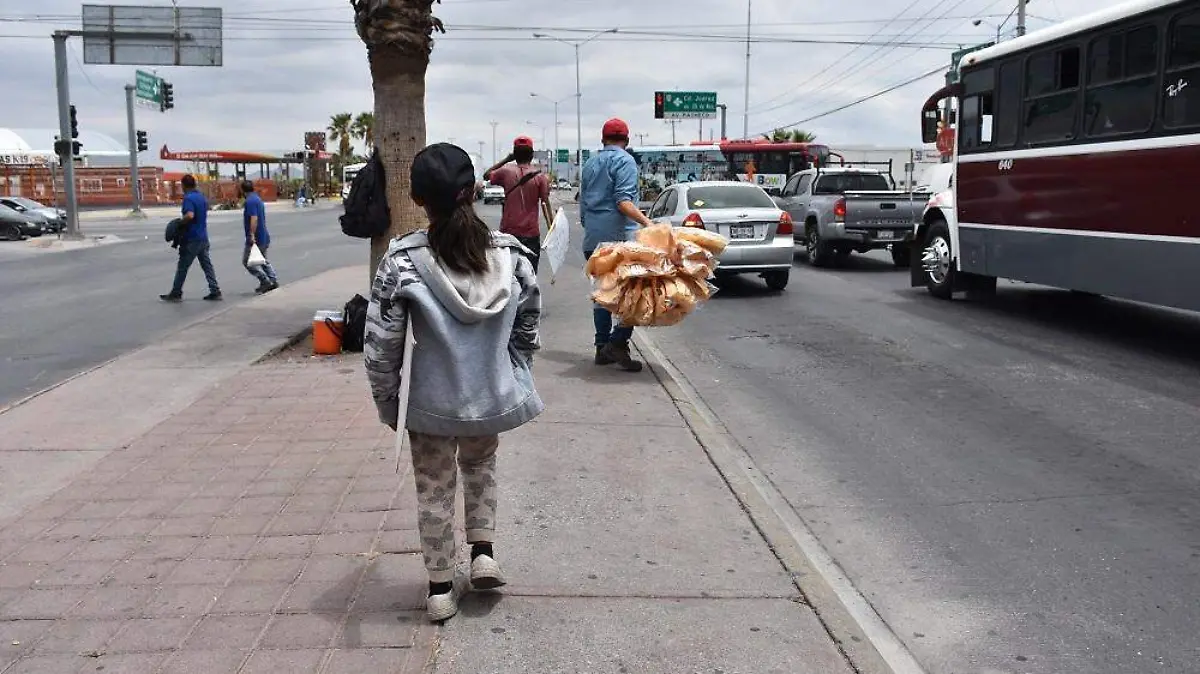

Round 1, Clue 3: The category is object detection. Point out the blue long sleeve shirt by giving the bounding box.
[580,145,639,253]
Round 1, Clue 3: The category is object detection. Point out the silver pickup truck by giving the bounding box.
[775,168,925,268]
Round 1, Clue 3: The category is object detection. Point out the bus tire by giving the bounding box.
[923,219,955,300]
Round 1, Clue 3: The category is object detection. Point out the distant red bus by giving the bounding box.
[914,0,1200,312]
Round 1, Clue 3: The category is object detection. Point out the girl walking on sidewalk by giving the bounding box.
[364,143,543,622]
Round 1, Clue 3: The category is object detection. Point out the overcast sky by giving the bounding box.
[0,0,1129,166]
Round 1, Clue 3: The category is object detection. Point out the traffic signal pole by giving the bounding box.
[53,32,81,240]
[124,84,143,216]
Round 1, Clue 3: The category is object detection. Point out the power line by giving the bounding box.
[759,66,945,135]
[746,0,923,114]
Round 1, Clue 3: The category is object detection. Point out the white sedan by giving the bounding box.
[645,181,795,291]
[481,182,505,205]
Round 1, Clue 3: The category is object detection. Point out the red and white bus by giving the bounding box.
[912,0,1200,312]
[631,140,832,202]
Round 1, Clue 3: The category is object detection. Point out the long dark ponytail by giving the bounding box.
[427,199,491,275]
[410,143,492,275]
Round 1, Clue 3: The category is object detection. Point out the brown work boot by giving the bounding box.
[595,345,616,366]
[602,340,643,373]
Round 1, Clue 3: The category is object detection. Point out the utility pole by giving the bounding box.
[666,120,679,145]
[123,84,142,216]
[1016,0,1027,37]
[717,103,728,140]
[53,33,81,240]
[490,121,498,164]
[574,42,583,184]
[477,140,485,169]
[635,133,648,145]
[699,118,703,144]
[743,0,752,140]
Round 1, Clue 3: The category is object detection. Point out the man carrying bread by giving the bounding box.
[580,118,654,372]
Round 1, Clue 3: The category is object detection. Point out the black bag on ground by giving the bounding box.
[340,148,390,239]
[341,294,369,352]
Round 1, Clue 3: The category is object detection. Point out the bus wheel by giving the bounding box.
[921,219,955,299]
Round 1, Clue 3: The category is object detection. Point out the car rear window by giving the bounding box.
[813,173,892,194]
[685,185,776,210]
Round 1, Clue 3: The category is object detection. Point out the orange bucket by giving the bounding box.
[313,310,344,355]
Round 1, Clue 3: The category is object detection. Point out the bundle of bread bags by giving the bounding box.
[585,223,729,327]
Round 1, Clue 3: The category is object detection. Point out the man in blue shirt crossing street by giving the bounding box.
[161,174,221,302]
[241,180,279,294]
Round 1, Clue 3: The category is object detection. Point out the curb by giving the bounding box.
[253,325,314,364]
[633,331,929,674]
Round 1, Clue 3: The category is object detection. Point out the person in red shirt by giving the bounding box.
[484,136,552,271]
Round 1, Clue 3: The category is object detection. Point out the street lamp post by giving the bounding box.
[534,28,617,183]
[531,92,572,178]
[525,120,548,160]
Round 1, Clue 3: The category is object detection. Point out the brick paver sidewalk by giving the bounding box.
[0,354,435,674]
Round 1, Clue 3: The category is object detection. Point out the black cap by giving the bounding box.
[240,180,255,193]
[411,143,476,209]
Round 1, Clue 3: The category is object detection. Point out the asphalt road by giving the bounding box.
[642,243,1200,673]
[0,203,368,408]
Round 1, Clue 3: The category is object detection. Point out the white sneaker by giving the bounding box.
[426,587,458,622]
[470,554,507,590]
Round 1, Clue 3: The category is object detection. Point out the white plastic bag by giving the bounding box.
[246,243,267,268]
[541,207,570,284]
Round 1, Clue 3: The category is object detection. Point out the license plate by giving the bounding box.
[876,230,896,240]
[730,224,755,240]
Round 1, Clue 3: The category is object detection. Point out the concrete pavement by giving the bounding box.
[0,251,857,672]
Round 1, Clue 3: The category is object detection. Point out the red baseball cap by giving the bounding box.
[513,136,534,149]
[602,118,629,140]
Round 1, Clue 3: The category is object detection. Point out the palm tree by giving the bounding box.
[328,112,354,165]
[763,128,818,143]
[352,112,375,153]
[350,0,445,277]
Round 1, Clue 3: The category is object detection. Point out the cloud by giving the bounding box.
[0,0,1127,166]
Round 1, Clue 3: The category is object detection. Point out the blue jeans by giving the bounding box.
[585,248,634,347]
[172,240,220,296]
[243,242,278,285]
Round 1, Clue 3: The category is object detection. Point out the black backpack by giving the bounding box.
[341,294,370,352]
[340,149,390,238]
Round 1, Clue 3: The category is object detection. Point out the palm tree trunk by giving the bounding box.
[368,45,428,280]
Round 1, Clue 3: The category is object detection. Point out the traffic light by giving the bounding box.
[72,140,82,158]
[160,81,174,111]
[54,136,69,157]
[69,105,79,138]
[654,91,665,120]
[136,130,148,153]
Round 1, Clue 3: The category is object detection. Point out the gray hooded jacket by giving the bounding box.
[364,231,543,436]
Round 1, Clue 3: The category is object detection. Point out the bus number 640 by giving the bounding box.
[998,159,1014,171]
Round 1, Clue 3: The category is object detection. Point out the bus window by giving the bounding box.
[995,61,1021,146]
[1024,45,1081,143]
[1164,9,1200,129]
[960,67,995,152]
[1085,24,1158,137]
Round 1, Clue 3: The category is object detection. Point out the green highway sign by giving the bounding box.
[581,149,591,162]
[135,70,162,106]
[657,91,718,120]
[946,42,994,85]
[556,148,569,163]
